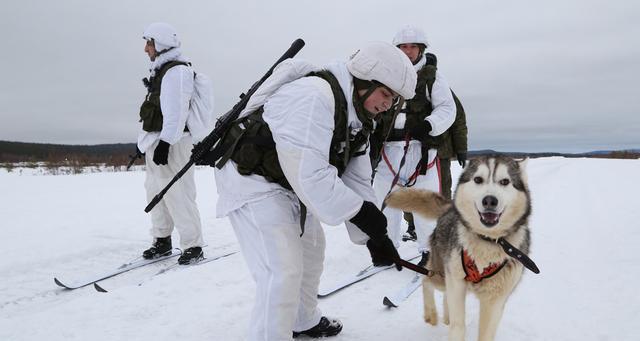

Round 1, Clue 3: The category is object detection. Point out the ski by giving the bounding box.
[318,253,420,298]
[94,250,238,292]
[54,248,182,290]
[383,274,422,308]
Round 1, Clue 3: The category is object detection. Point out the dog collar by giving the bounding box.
[476,234,540,274]
[461,249,508,283]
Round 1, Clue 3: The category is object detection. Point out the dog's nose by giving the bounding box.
[482,195,499,210]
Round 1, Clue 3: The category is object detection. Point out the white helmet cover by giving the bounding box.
[346,41,417,99]
[143,22,181,49]
[392,25,429,47]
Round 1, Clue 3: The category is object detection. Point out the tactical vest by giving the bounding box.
[403,61,436,129]
[215,70,371,190]
[139,61,190,132]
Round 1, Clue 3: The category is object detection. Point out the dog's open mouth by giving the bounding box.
[479,211,501,227]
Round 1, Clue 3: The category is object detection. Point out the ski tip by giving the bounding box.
[54,277,70,289]
[94,283,108,293]
[383,296,397,308]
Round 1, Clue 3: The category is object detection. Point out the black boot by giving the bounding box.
[293,316,343,338]
[402,227,417,242]
[142,236,172,259]
[417,250,430,268]
[178,246,204,265]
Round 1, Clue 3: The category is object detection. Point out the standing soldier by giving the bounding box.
[213,42,416,340]
[371,26,456,267]
[437,93,468,199]
[137,22,206,265]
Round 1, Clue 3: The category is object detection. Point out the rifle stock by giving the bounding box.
[145,38,306,213]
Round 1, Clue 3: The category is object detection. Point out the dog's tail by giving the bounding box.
[384,189,451,220]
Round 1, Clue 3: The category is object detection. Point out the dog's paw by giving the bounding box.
[423,308,438,325]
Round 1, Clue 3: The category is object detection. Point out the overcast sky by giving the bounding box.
[1,0,638,152]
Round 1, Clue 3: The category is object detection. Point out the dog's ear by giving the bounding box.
[516,158,528,182]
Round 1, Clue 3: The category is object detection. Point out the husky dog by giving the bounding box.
[385,155,538,341]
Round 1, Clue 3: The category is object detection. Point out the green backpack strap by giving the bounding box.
[420,53,438,98]
[305,70,352,176]
[151,61,191,91]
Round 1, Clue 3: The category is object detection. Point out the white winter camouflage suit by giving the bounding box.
[215,60,375,341]
[373,54,455,253]
[137,48,205,250]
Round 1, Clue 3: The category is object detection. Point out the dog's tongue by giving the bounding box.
[481,212,500,224]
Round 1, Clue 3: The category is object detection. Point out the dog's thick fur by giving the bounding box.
[385,156,532,341]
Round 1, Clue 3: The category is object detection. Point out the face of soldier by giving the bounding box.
[144,40,157,61]
[398,43,421,64]
[358,86,399,118]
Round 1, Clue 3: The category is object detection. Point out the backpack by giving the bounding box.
[214,69,367,190]
[187,71,215,143]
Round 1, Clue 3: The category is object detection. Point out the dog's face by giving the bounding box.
[454,156,530,238]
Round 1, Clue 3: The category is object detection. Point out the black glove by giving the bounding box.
[192,142,217,167]
[408,120,432,139]
[366,238,402,270]
[153,140,170,165]
[135,147,144,158]
[350,201,402,270]
[457,152,467,168]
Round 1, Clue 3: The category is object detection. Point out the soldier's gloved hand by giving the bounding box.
[457,152,467,168]
[365,237,402,270]
[408,120,431,139]
[191,142,217,167]
[349,201,402,270]
[153,140,170,165]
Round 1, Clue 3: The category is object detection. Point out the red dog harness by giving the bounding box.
[461,249,508,283]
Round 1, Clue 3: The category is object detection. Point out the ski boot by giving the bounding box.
[402,228,417,242]
[417,250,430,268]
[293,316,343,338]
[178,246,204,265]
[142,236,172,259]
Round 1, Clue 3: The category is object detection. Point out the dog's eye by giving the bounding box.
[499,178,510,186]
[473,176,483,184]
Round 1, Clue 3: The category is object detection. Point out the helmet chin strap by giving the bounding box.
[353,78,390,119]
[413,52,424,65]
[411,44,427,65]
[354,84,379,119]
[155,46,176,57]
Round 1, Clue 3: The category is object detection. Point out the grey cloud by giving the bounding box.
[0,0,638,153]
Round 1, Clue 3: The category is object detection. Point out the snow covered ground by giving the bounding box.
[1,157,639,341]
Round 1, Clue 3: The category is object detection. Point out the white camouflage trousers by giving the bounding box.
[144,136,204,249]
[229,191,324,341]
[373,140,440,253]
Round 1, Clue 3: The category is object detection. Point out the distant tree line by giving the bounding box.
[1,141,638,172]
[468,149,640,159]
[0,141,143,168]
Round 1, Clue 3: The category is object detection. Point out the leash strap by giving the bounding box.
[397,258,431,276]
[498,238,540,274]
[381,135,411,211]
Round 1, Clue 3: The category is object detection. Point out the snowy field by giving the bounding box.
[1,157,639,341]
